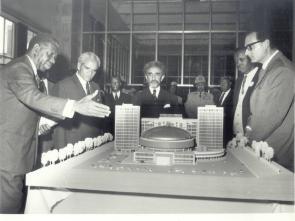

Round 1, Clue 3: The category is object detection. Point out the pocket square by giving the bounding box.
[163,104,171,109]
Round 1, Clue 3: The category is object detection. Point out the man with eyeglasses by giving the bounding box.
[133,61,179,118]
[52,52,105,149]
[244,30,294,171]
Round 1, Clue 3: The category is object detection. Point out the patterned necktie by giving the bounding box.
[38,79,46,94]
[241,74,247,94]
[86,82,91,95]
[152,89,157,100]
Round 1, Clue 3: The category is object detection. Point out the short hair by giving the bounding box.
[220,76,233,84]
[143,61,166,75]
[27,34,60,51]
[111,76,122,84]
[246,30,274,48]
[78,52,101,67]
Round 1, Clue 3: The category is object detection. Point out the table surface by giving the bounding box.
[26,142,295,203]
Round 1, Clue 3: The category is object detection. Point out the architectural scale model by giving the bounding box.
[141,114,198,138]
[114,104,140,151]
[197,105,223,151]
[26,107,294,213]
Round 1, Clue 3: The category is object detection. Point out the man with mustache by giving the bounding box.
[133,61,179,118]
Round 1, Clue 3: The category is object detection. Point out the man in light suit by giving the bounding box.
[52,52,105,149]
[104,76,131,134]
[133,61,179,118]
[232,48,259,136]
[0,35,110,213]
[244,30,294,171]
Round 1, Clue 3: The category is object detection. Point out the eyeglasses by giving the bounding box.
[245,40,262,51]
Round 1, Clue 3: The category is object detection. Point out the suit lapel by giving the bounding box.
[254,52,281,89]
[73,74,87,97]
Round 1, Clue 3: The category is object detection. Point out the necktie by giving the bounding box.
[86,82,91,95]
[114,93,119,101]
[219,92,225,104]
[152,89,157,99]
[241,74,247,94]
[38,79,46,94]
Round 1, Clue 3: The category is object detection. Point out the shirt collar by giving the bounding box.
[76,72,88,87]
[26,55,38,77]
[149,86,160,97]
[112,91,120,98]
[262,50,279,70]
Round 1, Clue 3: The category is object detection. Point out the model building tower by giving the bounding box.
[197,105,223,150]
[115,104,140,151]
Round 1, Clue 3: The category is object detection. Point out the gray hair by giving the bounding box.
[78,52,101,67]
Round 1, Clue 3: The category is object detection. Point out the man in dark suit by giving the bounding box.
[244,30,294,171]
[52,52,105,149]
[35,71,57,169]
[217,76,234,145]
[104,76,131,134]
[0,35,110,213]
[232,48,259,136]
[133,61,179,118]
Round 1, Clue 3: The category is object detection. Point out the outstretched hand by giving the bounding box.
[74,90,110,118]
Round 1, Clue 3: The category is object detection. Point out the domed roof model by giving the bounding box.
[140,126,195,150]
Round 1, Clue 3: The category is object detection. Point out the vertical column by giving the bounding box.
[51,0,72,61]
[71,0,83,68]
[293,0,295,62]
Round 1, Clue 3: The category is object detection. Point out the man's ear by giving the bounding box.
[160,75,165,82]
[264,39,270,49]
[77,62,81,71]
[31,44,41,57]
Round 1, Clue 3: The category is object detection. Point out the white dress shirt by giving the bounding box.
[233,67,258,135]
[76,73,90,95]
[220,88,231,105]
[262,50,279,70]
[112,91,121,100]
[149,86,160,98]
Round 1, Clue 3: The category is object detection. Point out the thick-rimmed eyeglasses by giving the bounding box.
[245,40,262,51]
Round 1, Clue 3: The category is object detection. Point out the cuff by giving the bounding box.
[62,100,75,118]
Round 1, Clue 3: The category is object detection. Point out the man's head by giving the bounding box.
[143,61,165,89]
[27,34,60,72]
[111,76,122,93]
[234,47,254,74]
[77,52,101,82]
[194,75,206,92]
[244,31,272,64]
[220,76,232,92]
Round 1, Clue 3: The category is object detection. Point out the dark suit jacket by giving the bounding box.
[0,56,67,174]
[133,87,179,118]
[38,80,56,153]
[217,89,234,144]
[52,74,103,148]
[233,69,259,130]
[103,91,132,134]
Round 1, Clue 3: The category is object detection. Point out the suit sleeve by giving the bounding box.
[247,67,294,141]
[8,65,67,119]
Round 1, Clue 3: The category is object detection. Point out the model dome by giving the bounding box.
[140,126,195,150]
